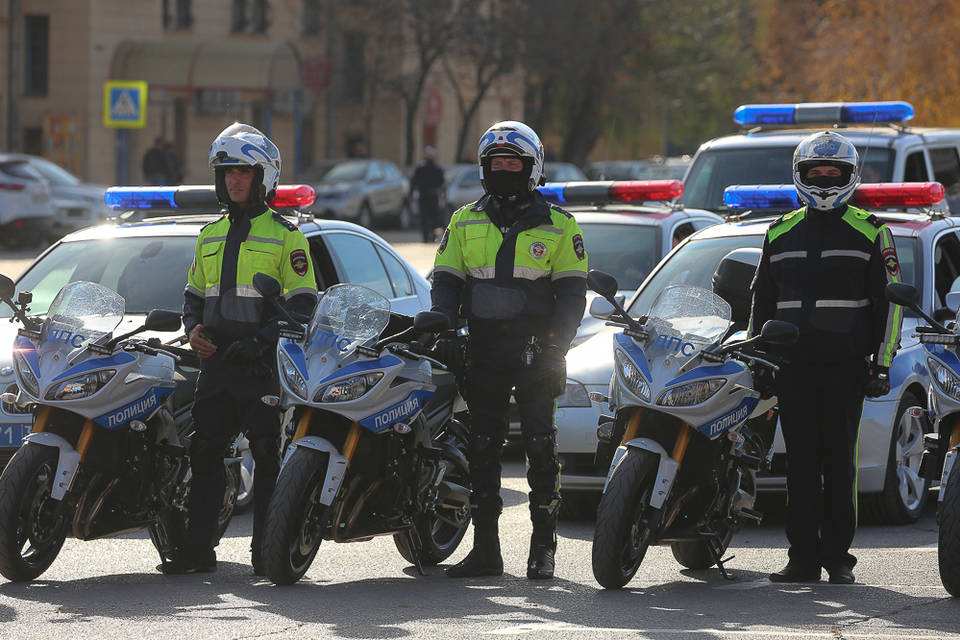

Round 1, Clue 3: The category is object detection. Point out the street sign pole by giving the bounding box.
[115,129,129,185]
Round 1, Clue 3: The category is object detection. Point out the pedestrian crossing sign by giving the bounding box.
[103,81,148,128]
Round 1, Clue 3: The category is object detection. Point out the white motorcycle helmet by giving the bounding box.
[793,130,860,211]
[477,121,545,200]
[209,123,282,204]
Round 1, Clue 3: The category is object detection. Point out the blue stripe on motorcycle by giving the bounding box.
[52,352,137,382]
[614,333,652,382]
[359,389,434,433]
[891,348,926,388]
[316,354,403,386]
[281,339,309,380]
[93,385,175,429]
[697,395,759,439]
[666,360,742,387]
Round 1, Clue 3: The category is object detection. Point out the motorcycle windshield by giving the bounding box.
[644,285,731,356]
[307,284,391,356]
[38,281,125,357]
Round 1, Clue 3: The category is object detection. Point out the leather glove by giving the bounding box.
[431,332,466,375]
[750,362,776,399]
[866,364,890,398]
[223,336,265,364]
[536,344,567,399]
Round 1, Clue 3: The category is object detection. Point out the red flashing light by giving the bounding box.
[268,184,316,208]
[609,180,684,202]
[0,183,26,191]
[853,182,945,208]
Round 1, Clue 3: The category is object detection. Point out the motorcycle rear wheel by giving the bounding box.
[263,448,329,585]
[0,443,69,582]
[939,456,960,596]
[591,449,658,589]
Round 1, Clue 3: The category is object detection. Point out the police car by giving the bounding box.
[556,181,951,524]
[681,101,960,215]
[0,184,432,472]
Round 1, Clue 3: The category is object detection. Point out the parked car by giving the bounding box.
[585,157,691,182]
[17,154,111,237]
[555,181,949,525]
[444,163,483,215]
[300,159,412,230]
[0,184,432,472]
[543,162,587,182]
[0,155,55,248]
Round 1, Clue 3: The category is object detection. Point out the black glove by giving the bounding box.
[223,336,266,363]
[866,364,890,398]
[432,332,466,374]
[536,344,567,399]
[750,362,776,399]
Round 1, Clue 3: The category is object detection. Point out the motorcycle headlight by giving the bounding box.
[614,349,650,402]
[558,380,591,408]
[45,369,116,401]
[315,372,383,403]
[657,377,726,407]
[929,358,960,402]
[13,351,39,398]
[279,350,308,400]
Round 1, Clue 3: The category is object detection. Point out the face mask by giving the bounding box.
[485,171,530,199]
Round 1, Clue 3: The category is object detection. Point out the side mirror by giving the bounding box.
[0,274,14,299]
[144,309,182,332]
[712,248,762,326]
[587,270,619,298]
[412,310,449,334]
[886,282,919,308]
[946,291,960,314]
[760,320,798,345]
[253,272,282,298]
[589,295,624,320]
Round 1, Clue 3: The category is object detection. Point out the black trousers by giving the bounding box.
[418,194,441,242]
[186,356,281,556]
[776,360,867,570]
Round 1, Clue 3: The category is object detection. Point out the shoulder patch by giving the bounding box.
[865,214,884,229]
[272,212,298,231]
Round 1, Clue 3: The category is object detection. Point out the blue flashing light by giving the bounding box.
[734,101,915,126]
[840,101,914,124]
[537,183,566,203]
[104,187,178,210]
[723,185,799,210]
[733,104,796,126]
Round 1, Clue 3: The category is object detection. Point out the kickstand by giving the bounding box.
[406,527,426,576]
[708,541,736,581]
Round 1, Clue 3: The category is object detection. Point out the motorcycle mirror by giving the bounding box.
[144,309,182,332]
[253,272,282,299]
[712,248,762,326]
[587,270,619,298]
[759,320,799,345]
[0,274,14,300]
[589,296,617,321]
[412,310,449,334]
[886,282,919,308]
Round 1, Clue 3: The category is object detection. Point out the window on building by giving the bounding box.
[341,32,365,105]
[23,15,49,97]
[22,128,42,155]
[251,0,270,33]
[163,0,192,30]
[302,0,321,36]
[231,0,247,33]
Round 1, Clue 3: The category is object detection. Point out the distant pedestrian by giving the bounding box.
[142,137,168,185]
[165,142,183,185]
[411,146,445,242]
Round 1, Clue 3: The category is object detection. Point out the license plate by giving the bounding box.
[0,423,31,448]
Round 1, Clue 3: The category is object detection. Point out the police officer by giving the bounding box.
[161,123,318,574]
[410,146,446,242]
[431,121,587,579]
[750,130,902,585]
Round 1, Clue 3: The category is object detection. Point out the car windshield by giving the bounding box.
[28,157,81,186]
[322,161,369,183]
[626,232,919,318]
[0,236,198,318]
[680,145,895,212]
[578,222,659,292]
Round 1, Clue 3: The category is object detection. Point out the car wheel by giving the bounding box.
[860,390,930,524]
[357,202,373,229]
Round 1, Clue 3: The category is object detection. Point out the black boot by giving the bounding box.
[446,520,503,578]
[527,499,558,580]
[158,547,217,575]
[251,539,265,577]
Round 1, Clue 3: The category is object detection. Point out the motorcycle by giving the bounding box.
[886,282,960,596]
[586,268,797,589]
[0,276,238,581]
[254,276,472,585]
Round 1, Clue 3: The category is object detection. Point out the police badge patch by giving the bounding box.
[882,247,899,277]
[290,249,309,276]
[438,228,449,254]
[530,241,547,259]
[572,234,585,260]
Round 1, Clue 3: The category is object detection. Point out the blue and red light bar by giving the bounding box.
[723,182,945,210]
[733,101,915,126]
[104,184,316,210]
[537,180,684,205]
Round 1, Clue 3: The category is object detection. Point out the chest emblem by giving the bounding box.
[529,241,547,259]
[290,249,309,276]
[882,247,899,277]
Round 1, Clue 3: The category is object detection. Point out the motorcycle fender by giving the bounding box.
[22,432,81,501]
[940,448,959,504]
[603,438,679,510]
[283,435,348,506]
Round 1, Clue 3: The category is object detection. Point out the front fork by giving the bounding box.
[23,407,96,502]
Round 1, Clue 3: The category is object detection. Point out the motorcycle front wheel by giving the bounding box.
[591,449,658,589]
[263,448,330,585]
[939,457,960,596]
[0,443,70,582]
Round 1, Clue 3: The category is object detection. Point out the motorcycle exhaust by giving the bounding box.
[437,480,470,509]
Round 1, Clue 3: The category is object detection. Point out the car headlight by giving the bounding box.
[316,372,383,403]
[13,352,39,398]
[657,378,726,407]
[558,380,591,408]
[929,358,960,402]
[614,349,650,401]
[279,350,308,400]
[45,369,116,401]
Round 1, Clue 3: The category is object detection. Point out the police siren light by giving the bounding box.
[733,101,915,126]
[104,185,316,210]
[723,182,945,211]
[538,180,684,205]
